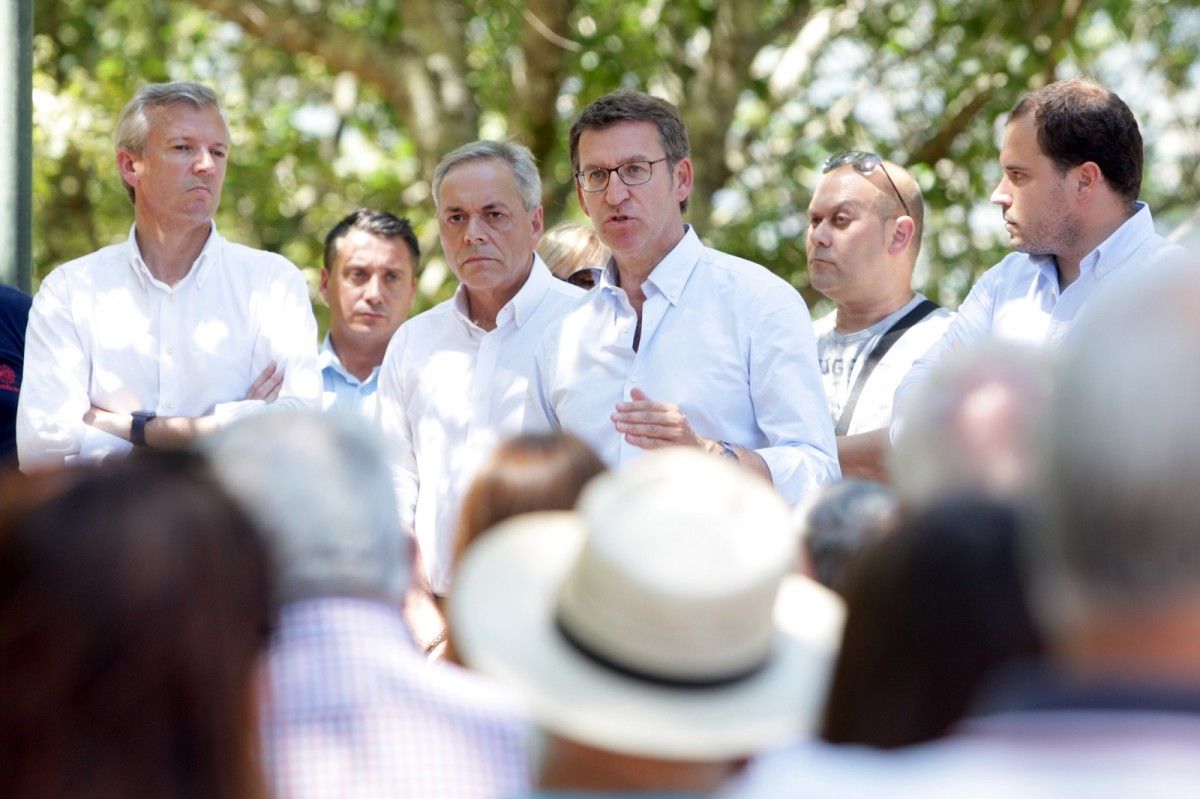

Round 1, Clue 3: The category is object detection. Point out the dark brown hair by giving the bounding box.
[1009,78,1142,204]
[0,452,273,799]
[821,498,1043,749]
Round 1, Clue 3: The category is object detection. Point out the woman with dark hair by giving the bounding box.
[821,497,1043,749]
[0,452,274,799]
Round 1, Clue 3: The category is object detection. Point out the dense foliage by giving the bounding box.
[34,0,1200,320]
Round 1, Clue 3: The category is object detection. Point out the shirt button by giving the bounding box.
[166,346,175,356]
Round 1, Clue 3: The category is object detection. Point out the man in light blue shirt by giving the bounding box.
[890,79,1189,440]
[318,209,419,419]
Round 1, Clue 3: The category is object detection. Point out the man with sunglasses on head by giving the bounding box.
[891,78,1189,439]
[527,90,839,505]
[808,153,953,480]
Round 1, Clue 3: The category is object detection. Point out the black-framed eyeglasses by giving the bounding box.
[822,150,911,218]
[576,158,669,193]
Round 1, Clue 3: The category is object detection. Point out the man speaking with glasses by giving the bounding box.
[807,152,952,480]
[527,91,839,505]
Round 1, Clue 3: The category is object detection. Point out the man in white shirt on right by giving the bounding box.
[891,77,1188,437]
[807,153,952,481]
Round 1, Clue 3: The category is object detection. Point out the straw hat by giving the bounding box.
[451,448,844,760]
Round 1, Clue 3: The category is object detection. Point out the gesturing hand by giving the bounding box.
[611,386,710,451]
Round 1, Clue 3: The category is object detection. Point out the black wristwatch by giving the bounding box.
[131,410,157,447]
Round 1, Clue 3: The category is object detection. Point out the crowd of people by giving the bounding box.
[0,71,1197,797]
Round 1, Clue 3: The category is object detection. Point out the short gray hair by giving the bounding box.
[432,139,541,212]
[891,340,1052,508]
[1032,261,1200,626]
[202,411,410,605]
[114,81,226,203]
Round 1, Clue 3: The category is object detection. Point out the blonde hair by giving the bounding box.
[538,222,611,280]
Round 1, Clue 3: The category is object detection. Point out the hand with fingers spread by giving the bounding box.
[244,361,285,402]
[611,386,714,452]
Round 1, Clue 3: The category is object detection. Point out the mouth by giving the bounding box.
[606,213,634,225]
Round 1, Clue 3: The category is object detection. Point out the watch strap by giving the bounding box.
[131,410,156,447]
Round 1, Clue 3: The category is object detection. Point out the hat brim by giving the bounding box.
[450,511,845,761]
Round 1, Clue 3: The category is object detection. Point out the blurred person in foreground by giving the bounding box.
[821,497,1043,749]
[537,220,610,289]
[424,431,606,661]
[318,209,420,418]
[0,452,273,799]
[17,81,319,469]
[806,153,952,480]
[890,339,1052,509]
[204,410,533,799]
[451,448,844,796]
[725,261,1200,797]
[891,77,1189,439]
[796,478,900,598]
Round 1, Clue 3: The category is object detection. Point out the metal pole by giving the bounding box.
[0,0,33,291]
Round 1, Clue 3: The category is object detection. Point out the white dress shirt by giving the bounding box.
[528,226,840,505]
[17,223,321,468]
[377,255,582,594]
[892,202,1189,438]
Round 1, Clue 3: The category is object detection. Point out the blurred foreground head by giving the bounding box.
[1032,261,1200,657]
[204,411,410,606]
[796,479,900,598]
[891,340,1052,507]
[0,453,272,799]
[822,497,1043,749]
[452,448,843,792]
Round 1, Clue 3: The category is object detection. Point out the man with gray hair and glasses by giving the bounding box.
[17,81,319,469]
[528,90,838,505]
[377,140,582,603]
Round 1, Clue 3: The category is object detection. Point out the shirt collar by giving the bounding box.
[641,225,703,306]
[318,335,376,386]
[451,253,555,331]
[1083,201,1155,281]
[126,220,221,291]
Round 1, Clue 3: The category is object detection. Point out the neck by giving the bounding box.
[133,216,213,286]
[1058,595,1200,687]
[328,333,386,381]
[834,287,916,333]
[613,224,687,310]
[1054,201,1137,290]
[537,735,740,793]
[465,259,532,332]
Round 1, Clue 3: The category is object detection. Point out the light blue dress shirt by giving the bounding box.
[319,335,381,420]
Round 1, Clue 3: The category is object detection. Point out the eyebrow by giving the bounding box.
[581,154,655,169]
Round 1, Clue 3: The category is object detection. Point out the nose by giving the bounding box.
[463,214,487,243]
[603,171,630,206]
[808,219,831,248]
[990,178,1011,208]
[362,274,384,303]
[194,147,216,174]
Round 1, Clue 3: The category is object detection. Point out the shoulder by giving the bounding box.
[218,240,305,281]
[40,243,128,290]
